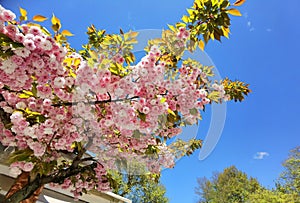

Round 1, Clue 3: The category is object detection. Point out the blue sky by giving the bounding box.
[1,0,300,202]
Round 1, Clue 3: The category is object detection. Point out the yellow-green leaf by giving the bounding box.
[19,7,27,17]
[187,8,195,15]
[88,50,98,60]
[19,7,27,21]
[222,27,230,38]
[212,0,218,6]
[51,14,61,31]
[198,40,205,51]
[160,97,167,103]
[227,8,242,16]
[125,38,138,44]
[33,15,48,22]
[129,31,139,38]
[182,15,189,23]
[51,14,60,24]
[233,0,246,6]
[73,58,81,67]
[61,30,74,36]
[168,24,177,32]
[167,109,176,117]
[19,93,31,99]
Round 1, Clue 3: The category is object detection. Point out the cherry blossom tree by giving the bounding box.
[0,0,250,202]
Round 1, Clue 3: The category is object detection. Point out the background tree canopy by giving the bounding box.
[195,146,300,203]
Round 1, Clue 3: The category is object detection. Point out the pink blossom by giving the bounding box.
[13,48,31,58]
[23,162,34,172]
[11,55,24,66]
[29,26,41,36]
[0,9,16,21]
[23,39,36,51]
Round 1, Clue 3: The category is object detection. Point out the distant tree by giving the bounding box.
[195,166,262,203]
[108,163,168,203]
[195,147,300,203]
[248,187,299,203]
[277,146,300,195]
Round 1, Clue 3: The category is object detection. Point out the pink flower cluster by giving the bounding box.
[0,22,67,91]
[9,161,34,176]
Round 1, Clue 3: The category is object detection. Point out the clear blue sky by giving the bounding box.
[1,0,299,202]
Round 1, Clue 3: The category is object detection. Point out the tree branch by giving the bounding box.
[3,163,98,203]
[0,93,12,127]
[52,96,139,107]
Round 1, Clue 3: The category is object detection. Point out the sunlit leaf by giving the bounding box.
[51,14,61,31]
[233,0,246,6]
[125,38,138,44]
[198,40,205,51]
[19,7,27,17]
[18,93,31,99]
[19,7,27,21]
[167,109,176,117]
[182,15,189,23]
[61,30,74,36]
[160,97,167,103]
[33,15,48,22]
[168,24,177,32]
[227,8,242,16]
[222,26,230,38]
[129,31,139,38]
[187,8,195,15]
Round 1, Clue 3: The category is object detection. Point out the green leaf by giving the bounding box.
[7,148,33,164]
[189,108,198,116]
[208,91,220,103]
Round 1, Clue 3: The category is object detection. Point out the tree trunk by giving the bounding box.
[5,171,44,203]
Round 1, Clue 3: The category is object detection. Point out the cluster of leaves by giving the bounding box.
[79,25,138,77]
[20,7,74,45]
[108,163,168,203]
[145,30,186,69]
[169,0,246,52]
[169,139,203,157]
[222,77,251,102]
[0,33,23,59]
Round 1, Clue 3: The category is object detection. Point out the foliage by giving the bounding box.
[195,166,262,203]
[195,147,300,203]
[222,77,251,102]
[277,146,300,196]
[108,163,168,203]
[0,1,249,202]
[248,188,300,203]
